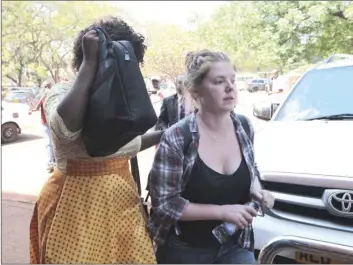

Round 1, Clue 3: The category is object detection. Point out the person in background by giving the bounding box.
[268,69,279,93]
[29,16,161,264]
[32,83,55,172]
[155,74,191,130]
[149,50,274,264]
[147,76,161,96]
[151,76,161,91]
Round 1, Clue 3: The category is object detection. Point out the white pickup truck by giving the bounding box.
[1,102,32,143]
[252,55,353,264]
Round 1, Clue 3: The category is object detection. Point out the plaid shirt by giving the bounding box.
[148,111,261,250]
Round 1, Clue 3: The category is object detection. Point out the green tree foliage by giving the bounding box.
[142,23,206,82]
[197,1,353,71]
[2,1,121,87]
[2,1,42,86]
[258,1,353,68]
[2,0,352,87]
[195,2,281,72]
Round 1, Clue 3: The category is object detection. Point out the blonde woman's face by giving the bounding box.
[197,61,237,113]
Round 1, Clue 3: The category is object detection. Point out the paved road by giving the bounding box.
[2,198,34,263]
[1,91,269,263]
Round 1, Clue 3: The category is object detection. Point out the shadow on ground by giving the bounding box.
[2,133,43,146]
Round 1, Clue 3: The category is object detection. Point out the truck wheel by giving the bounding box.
[2,123,19,143]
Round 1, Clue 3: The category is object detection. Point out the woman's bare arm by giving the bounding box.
[56,30,99,133]
[56,61,97,133]
[140,130,164,151]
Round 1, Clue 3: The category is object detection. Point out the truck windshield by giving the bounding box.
[274,65,353,121]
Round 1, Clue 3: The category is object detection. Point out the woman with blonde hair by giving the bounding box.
[29,16,160,264]
[148,50,275,264]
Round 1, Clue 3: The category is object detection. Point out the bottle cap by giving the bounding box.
[247,201,260,211]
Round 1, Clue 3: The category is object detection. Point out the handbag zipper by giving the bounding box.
[124,49,130,61]
[118,41,130,61]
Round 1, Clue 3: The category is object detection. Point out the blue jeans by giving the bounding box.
[43,124,54,164]
[156,232,256,264]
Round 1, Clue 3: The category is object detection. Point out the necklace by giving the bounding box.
[197,115,230,143]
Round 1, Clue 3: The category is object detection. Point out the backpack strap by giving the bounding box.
[130,157,142,196]
[180,118,192,155]
[145,118,192,202]
[236,114,263,192]
[236,114,251,140]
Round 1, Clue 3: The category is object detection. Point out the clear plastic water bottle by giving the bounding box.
[212,201,261,244]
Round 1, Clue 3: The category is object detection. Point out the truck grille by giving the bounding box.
[262,181,324,198]
[262,181,353,229]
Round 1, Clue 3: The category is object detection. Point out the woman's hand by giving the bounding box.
[251,189,275,210]
[82,30,99,65]
[219,204,258,230]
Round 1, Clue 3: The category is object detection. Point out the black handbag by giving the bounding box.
[82,27,157,157]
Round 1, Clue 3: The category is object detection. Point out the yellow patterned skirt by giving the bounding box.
[29,157,156,264]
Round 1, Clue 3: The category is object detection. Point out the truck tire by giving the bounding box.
[2,123,19,143]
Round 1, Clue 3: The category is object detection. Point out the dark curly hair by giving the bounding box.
[72,16,147,71]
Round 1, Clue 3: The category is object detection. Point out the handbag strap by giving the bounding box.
[236,114,251,139]
[130,157,142,196]
[92,27,112,66]
[93,26,112,43]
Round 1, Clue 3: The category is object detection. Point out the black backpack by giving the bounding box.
[82,27,157,157]
[137,113,251,213]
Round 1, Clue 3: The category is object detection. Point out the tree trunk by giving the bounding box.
[54,67,60,83]
[36,77,43,88]
[17,66,23,87]
[5,75,18,86]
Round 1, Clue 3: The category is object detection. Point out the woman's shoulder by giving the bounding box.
[48,82,72,97]
[231,112,254,139]
[161,116,194,153]
[232,111,252,126]
[44,82,72,109]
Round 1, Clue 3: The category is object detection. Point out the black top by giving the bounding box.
[176,154,251,248]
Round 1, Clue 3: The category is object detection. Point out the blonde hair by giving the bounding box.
[185,49,232,94]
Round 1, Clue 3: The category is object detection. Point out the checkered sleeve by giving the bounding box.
[233,113,259,250]
[245,115,263,187]
[149,127,190,224]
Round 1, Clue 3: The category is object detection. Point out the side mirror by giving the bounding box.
[253,101,273,121]
[272,103,280,114]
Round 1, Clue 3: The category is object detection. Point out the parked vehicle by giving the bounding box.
[237,73,257,83]
[1,102,32,143]
[4,89,35,104]
[2,106,20,143]
[10,86,40,95]
[252,54,353,263]
[247,78,268,92]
